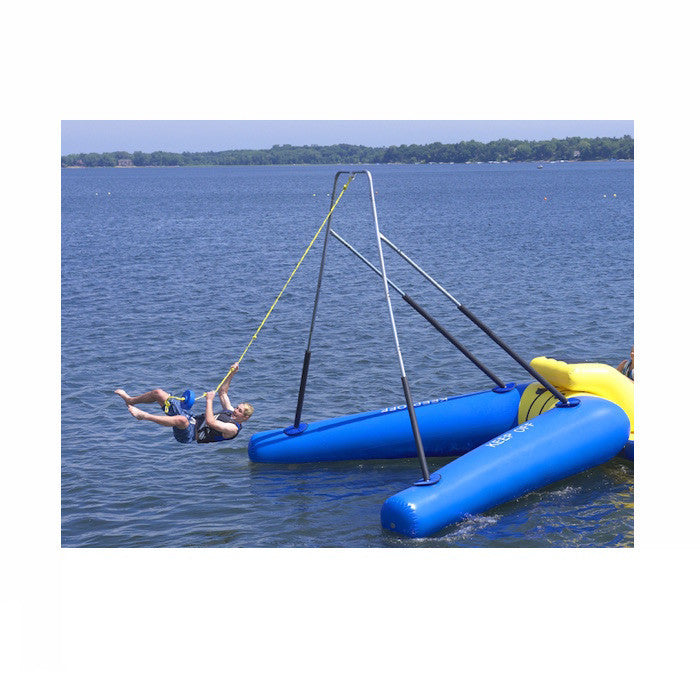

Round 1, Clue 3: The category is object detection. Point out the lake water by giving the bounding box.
[61,161,633,547]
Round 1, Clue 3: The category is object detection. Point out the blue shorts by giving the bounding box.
[163,399,197,443]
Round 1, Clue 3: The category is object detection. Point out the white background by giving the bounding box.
[3,2,697,698]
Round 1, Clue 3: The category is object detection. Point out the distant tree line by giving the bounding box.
[61,136,634,167]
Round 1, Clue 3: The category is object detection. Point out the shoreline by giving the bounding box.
[62,159,634,169]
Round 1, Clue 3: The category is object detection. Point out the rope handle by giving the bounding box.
[168,174,355,405]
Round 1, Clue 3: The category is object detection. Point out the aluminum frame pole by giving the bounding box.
[363,171,433,484]
[289,173,352,432]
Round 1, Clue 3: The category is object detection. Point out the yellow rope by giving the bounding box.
[168,174,355,406]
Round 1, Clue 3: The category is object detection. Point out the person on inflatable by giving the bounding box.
[115,363,254,443]
[616,346,634,380]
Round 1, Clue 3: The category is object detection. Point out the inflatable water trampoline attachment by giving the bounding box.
[249,358,633,537]
[519,356,634,458]
[247,170,634,538]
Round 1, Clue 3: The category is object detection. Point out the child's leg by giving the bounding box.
[127,405,189,429]
[115,388,170,407]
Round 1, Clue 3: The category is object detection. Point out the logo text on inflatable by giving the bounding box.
[380,397,448,413]
[486,422,535,448]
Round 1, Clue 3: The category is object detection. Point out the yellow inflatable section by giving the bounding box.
[518,357,634,440]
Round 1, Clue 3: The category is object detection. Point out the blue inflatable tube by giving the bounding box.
[248,384,527,463]
[380,395,631,538]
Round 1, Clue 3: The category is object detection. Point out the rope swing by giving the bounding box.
[166,174,356,410]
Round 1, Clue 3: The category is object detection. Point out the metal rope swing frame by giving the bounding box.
[286,170,571,486]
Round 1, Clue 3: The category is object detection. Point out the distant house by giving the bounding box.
[573,150,581,159]
[117,158,134,167]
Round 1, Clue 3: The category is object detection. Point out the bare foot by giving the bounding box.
[127,405,146,420]
[114,389,132,405]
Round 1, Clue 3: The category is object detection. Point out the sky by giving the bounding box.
[60,120,634,155]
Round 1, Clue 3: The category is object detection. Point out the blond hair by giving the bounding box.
[240,402,254,418]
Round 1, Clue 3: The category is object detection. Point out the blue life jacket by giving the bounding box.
[195,410,242,444]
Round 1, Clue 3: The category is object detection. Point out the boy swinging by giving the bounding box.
[115,363,253,444]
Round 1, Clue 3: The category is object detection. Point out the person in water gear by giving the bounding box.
[115,363,254,443]
[616,346,634,380]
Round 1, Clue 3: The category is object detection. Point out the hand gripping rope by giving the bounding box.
[164,174,356,412]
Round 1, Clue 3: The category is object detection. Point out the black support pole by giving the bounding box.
[285,174,353,436]
[293,349,312,429]
[329,227,506,389]
[400,376,431,483]
[381,235,572,405]
[403,294,506,388]
[457,304,570,405]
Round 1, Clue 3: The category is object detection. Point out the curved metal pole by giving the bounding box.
[290,173,349,431]
[363,171,433,484]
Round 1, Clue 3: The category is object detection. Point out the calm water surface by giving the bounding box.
[61,162,633,547]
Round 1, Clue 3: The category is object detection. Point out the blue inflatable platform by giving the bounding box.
[248,357,634,538]
[248,384,527,463]
[380,395,630,537]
